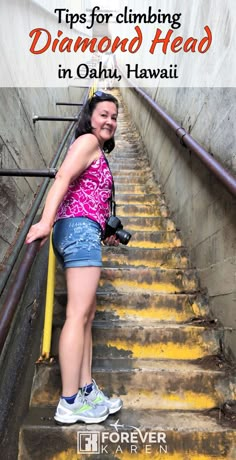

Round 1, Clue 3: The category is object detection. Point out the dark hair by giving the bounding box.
[74,92,119,153]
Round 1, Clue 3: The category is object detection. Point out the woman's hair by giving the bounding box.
[74,92,119,153]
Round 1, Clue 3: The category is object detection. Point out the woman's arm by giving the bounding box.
[25,134,99,245]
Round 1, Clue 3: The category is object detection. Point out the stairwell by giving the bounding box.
[18,89,236,459]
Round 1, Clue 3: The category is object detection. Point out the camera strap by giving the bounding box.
[111,182,116,217]
[103,153,116,217]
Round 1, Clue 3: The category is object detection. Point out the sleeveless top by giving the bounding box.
[55,153,113,231]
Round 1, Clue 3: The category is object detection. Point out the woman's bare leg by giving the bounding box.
[79,298,97,388]
[58,266,101,396]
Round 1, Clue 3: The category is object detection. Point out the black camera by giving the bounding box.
[104,216,132,245]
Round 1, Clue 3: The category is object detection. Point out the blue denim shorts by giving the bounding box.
[52,217,102,269]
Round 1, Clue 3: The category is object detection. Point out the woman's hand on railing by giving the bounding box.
[25,220,51,247]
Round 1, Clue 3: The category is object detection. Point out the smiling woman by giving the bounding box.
[25,91,123,425]
[91,100,118,146]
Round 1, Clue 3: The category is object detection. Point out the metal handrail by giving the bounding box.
[33,116,78,124]
[0,168,57,178]
[134,87,236,197]
[0,240,41,352]
[56,102,83,106]
[118,67,236,197]
[0,87,89,354]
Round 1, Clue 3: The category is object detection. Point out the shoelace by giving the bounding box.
[81,380,109,402]
[77,391,96,408]
[92,383,108,401]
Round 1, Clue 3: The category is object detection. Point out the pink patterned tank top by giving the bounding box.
[55,153,113,231]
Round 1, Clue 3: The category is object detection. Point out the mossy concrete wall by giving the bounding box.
[0,86,84,266]
[120,86,236,357]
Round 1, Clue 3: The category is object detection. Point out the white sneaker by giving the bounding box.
[54,392,109,425]
[84,379,123,414]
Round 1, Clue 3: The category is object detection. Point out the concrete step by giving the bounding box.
[109,158,146,167]
[99,267,200,294]
[115,184,160,194]
[112,144,143,154]
[112,175,155,185]
[112,152,145,160]
[116,193,164,205]
[50,320,221,361]
[115,127,141,135]
[91,321,221,360]
[56,267,200,294]
[110,165,151,174]
[54,291,210,324]
[116,203,167,217]
[120,216,176,231]
[102,246,189,269]
[19,407,236,460]
[30,359,236,411]
[127,230,182,248]
[111,153,143,160]
[112,168,152,176]
[109,155,144,161]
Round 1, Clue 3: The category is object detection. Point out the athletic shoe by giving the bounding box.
[84,379,123,414]
[54,392,109,425]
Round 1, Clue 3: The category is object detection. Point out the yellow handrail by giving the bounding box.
[41,232,56,359]
[89,84,96,97]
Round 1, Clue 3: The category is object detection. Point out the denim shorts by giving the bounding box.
[52,217,102,269]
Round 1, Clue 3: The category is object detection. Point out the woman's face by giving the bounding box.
[91,101,118,147]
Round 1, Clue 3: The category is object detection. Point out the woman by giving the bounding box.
[26,91,122,424]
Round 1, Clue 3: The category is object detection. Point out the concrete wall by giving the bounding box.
[120,86,236,358]
[0,0,87,266]
[0,86,85,265]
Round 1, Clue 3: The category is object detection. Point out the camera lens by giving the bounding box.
[116,229,132,245]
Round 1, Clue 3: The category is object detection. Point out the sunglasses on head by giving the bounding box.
[92,91,111,99]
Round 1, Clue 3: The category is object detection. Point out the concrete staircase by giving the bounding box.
[18,90,236,459]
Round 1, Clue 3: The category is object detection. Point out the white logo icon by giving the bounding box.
[77,432,100,454]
